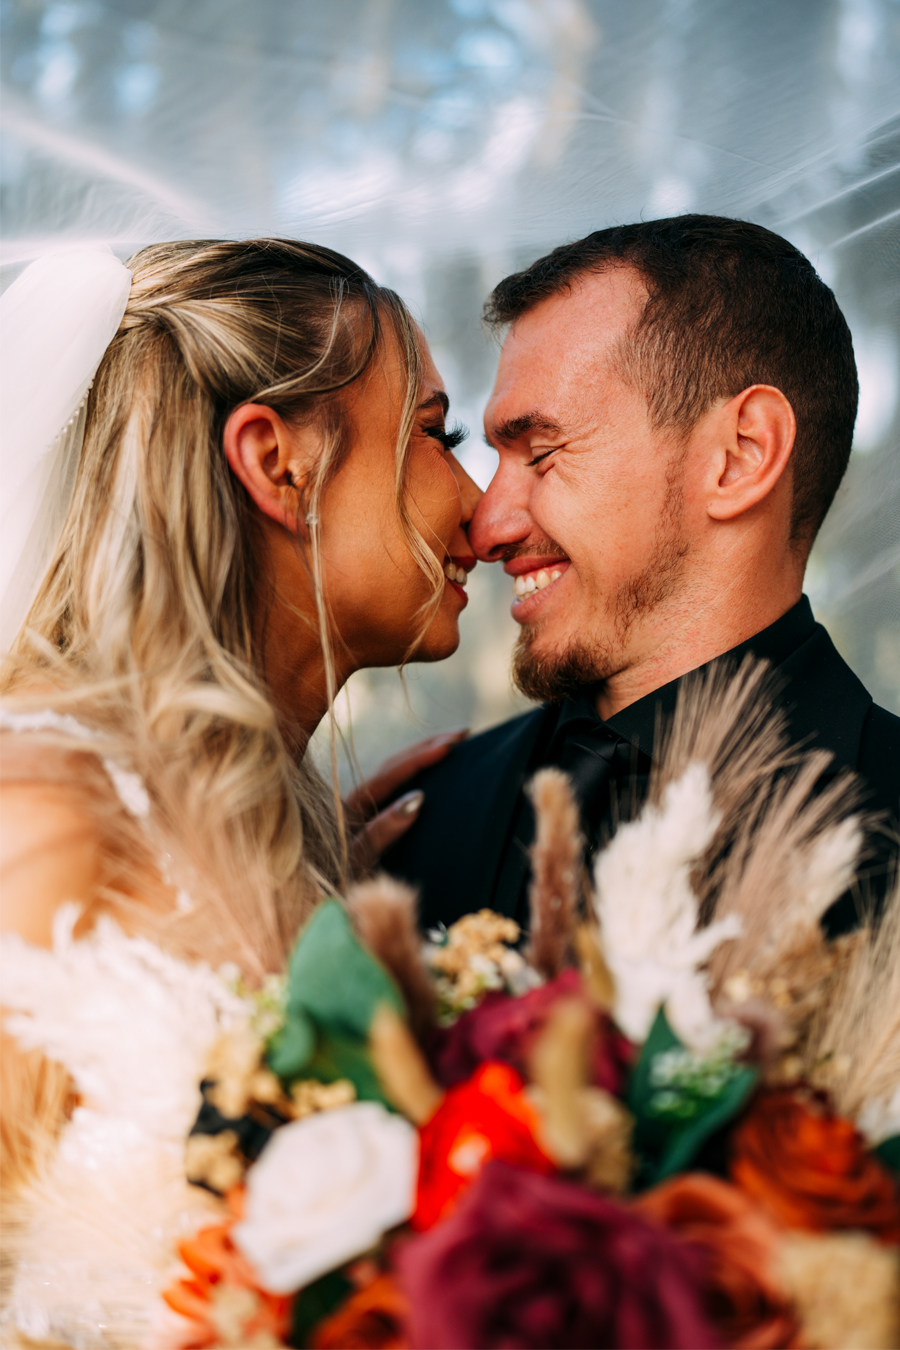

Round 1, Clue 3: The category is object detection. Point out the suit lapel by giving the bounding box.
[415,706,550,929]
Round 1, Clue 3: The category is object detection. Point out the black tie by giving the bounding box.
[492,714,651,924]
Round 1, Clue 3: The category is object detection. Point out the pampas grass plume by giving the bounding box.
[525,768,583,980]
[346,875,436,1042]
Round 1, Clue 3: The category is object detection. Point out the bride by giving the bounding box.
[0,238,479,1205]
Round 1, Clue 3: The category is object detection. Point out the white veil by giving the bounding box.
[0,247,133,654]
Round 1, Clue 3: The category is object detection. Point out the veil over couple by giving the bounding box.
[2,219,899,1189]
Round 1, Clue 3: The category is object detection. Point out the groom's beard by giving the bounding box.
[512,478,689,705]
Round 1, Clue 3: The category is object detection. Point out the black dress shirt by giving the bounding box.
[385,597,900,935]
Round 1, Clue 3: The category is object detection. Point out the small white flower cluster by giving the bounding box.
[220,964,287,1041]
[648,1022,751,1120]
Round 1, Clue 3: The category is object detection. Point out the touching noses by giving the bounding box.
[468,459,533,562]
[449,454,483,553]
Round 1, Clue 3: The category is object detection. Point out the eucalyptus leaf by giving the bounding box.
[305,1030,391,1108]
[286,898,404,1038]
[267,1011,316,1078]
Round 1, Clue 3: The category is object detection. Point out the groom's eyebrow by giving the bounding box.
[488,410,564,446]
[417,391,450,416]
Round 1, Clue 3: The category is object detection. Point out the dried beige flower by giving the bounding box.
[425,909,539,1018]
[289,1077,356,1119]
[205,1026,267,1119]
[209,1283,282,1348]
[778,1230,900,1350]
[185,1129,244,1193]
[580,1089,636,1194]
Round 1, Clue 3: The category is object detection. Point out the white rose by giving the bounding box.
[233,1101,418,1293]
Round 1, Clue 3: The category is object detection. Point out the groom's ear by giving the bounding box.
[223,403,316,534]
[705,384,796,522]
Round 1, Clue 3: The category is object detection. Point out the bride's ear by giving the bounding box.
[223,403,316,534]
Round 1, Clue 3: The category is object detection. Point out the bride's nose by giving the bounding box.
[451,454,483,532]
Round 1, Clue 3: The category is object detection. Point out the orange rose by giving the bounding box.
[730,1089,900,1242]
[634,1173,798,1349]
[311,1274,408,1349]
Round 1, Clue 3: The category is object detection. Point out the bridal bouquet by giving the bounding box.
[159,756,900,1349]
[4,670,899,1350]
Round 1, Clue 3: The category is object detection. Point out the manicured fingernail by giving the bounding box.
[394,790,424,816]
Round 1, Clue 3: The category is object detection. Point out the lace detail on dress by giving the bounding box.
[0,705,151,821]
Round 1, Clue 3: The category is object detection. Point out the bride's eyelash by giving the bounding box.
[426,420,469,452]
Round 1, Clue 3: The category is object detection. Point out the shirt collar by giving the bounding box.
[552,594,817,757]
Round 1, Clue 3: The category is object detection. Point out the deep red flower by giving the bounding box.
[397,1160,722,1350]
[430,968,633,1094]
[414,1060,554,1231]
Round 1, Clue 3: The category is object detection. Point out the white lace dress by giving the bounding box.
[1,709,242,1349]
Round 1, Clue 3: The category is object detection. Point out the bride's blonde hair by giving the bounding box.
[1,238,436,975]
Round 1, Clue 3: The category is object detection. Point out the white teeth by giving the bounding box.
[444,561,468,586]
[513,566,564,599]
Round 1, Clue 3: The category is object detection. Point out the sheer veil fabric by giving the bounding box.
[0,247,132,653]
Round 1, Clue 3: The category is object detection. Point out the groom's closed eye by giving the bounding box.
[485,410,564,452]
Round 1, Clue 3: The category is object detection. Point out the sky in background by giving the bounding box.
[2,0,899,772]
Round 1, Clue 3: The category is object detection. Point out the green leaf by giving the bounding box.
[653,1064,757,1182]
[286,899,404,1039]
[267,1011,316,1078]
[875,1135,900,1175]
[628,1005,758,1186]
[627,1006,683,1143]
[289,1268,353,1348]
[304,1030,391,1108]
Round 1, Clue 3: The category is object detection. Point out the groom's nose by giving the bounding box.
[468,455,534,562]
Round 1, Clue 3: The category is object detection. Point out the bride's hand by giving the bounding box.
[346,728,468,874]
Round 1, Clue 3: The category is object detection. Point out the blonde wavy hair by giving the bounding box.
[1,238,442,976]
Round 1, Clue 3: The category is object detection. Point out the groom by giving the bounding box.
[385,215,900,934]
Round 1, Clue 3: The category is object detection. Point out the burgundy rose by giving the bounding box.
[430,969,632,1096]
[396,1160,722,1350]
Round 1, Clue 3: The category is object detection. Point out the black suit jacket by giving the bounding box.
[385,598,900,935]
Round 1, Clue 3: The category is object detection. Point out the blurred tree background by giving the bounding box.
[3,0,898,779]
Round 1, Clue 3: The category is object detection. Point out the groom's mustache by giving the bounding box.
[499,540,569,562]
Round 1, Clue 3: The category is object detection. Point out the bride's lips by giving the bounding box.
[505,555,571,620]
[443,553,476,608]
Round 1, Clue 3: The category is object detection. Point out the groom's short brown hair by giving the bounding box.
[484,215,858,547]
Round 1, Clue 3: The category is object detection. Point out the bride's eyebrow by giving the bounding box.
[417,391,450,416]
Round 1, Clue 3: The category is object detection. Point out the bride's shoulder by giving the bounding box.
[0,704,126,946]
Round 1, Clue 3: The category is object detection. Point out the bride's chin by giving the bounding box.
[406,618,461,665]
